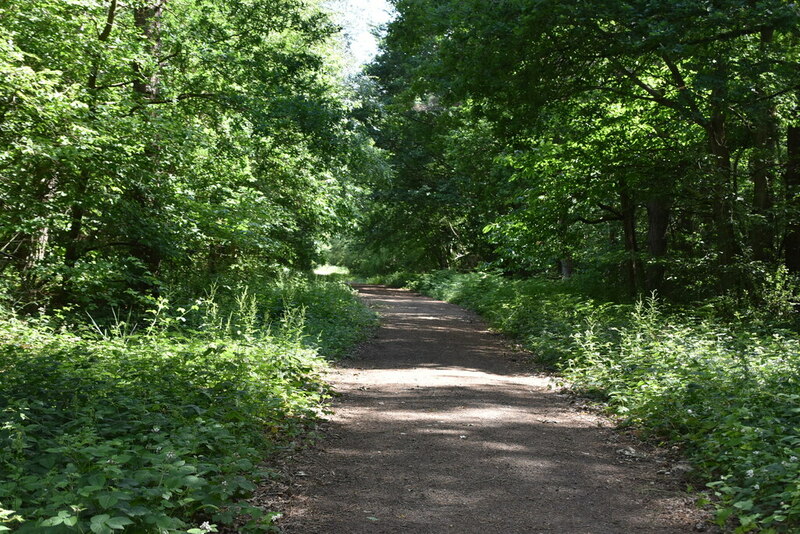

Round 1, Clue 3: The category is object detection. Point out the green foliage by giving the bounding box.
[568,301,800,532]
[346,0,800,298]
[0,278,375,533]
[0,0,377,309]
[201,274,378,359]
[410,270,800,532]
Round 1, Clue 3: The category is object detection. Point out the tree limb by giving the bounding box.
[598,203,623,218]
[576,214,623,225]
[98,0,118,42]
[682,26,766,46]
[128,92,219,114]
[659,53,706,127]
[94,80,136,91]
[611,60,682,113]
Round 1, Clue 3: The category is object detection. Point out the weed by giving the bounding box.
[0,278,376,533]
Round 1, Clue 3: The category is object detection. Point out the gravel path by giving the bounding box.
[278,285,711,533]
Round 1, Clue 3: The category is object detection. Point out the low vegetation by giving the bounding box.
[0,277,376,533]
[391,270,800,533]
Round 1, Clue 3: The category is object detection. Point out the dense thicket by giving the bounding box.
[0,0,380,310]
[343,0,800,302]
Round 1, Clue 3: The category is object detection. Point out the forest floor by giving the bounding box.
[263,285,716,533]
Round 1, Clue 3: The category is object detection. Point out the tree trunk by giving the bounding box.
[128,1,167,279]
[708,111,738,267]
[64,169,90,269]
[707,59,738,269]
[785,126,800,272]
[22,167,57,295]
[24,172,57,272]
[645,197,670,292]
[750,26,777,262]
[620,184,643,295]
[751,117,776,262]
[559,255,574,279]
[133,2,166,101]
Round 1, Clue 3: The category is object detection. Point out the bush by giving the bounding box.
[0,278,376,533]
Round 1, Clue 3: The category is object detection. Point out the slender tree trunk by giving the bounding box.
[620,184,643,295]
[705,56,739,273]
[133,2,166,101]
[129,1,167,278]
[21,167,57,297]
[559,255,574,279]
[750,26,777,262]
[557,208,573,279]
[645,197,670,292]
[751,119,776,262]
[24,170,57,272]
[64,169,90,269]
[785,126,800,272]
[707,107,738,267]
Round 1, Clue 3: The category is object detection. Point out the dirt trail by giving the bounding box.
[279,286,710,533]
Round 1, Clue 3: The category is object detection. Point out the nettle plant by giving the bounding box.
[0,293,333,533]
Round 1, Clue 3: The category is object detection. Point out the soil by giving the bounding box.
[268,285,715,533]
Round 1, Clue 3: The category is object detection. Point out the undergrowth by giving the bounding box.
[400,269,800,533]
[0,277,376,533]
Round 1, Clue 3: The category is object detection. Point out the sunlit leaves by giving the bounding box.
[0,0,369,306]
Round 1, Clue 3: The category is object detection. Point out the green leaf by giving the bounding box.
[734,500,754,511]
[98,494,119,508]
[90,522,113,534]
[154,515,177,529]
[183,475,206,488]
[88,474,107,487]
[106,517,134,530]
[91,514,111,525]
[40,516,64,527]
[41,510,73,526]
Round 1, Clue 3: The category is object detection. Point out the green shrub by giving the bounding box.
[0,278,375,533]
[366,271,421,288]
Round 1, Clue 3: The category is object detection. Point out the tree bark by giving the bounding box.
[645,197,670,291]
[133,2,166,101]
[620,184,643,295]
[23,168,57,273]
[749,25,777,262]
[63,166,92,270]
[785,126,800,272]
[707,77,738,268]
[129,1,168,278]
[559,255,574,279]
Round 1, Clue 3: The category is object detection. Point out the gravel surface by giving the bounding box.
[275,285,713,533]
